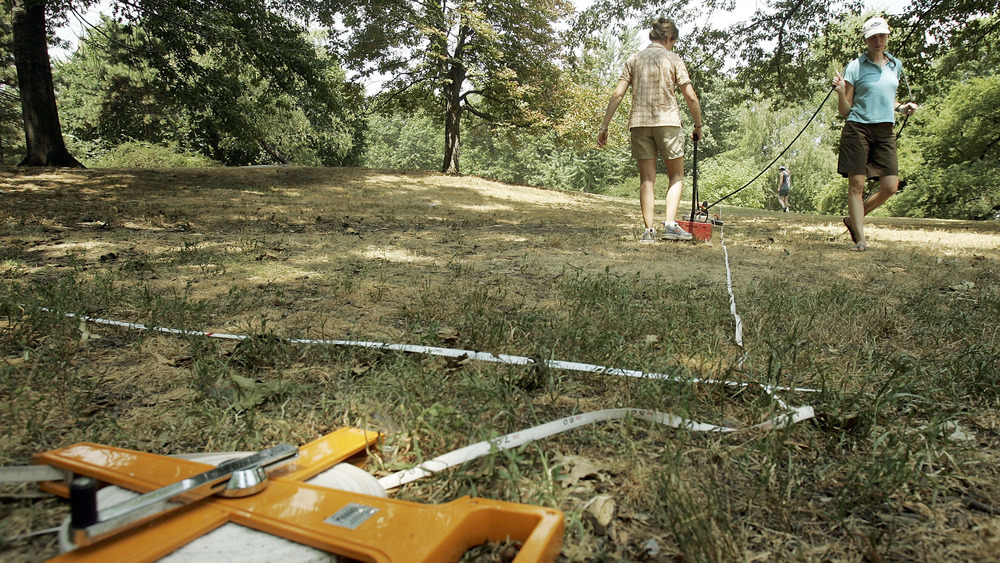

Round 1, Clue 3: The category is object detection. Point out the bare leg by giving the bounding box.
[864,175,900,215]
[638,159,657,229]
[847,174,900,250]
[847,174,867,249]
[663,156,685,223]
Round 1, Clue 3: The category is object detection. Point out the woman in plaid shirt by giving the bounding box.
[598,17,704,243]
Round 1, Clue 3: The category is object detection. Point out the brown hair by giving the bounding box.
[649,18,678,42]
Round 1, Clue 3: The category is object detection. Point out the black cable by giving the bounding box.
[704,87,835,212]
[689,139,698,222]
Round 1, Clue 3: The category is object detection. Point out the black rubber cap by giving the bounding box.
[69,477,99,529]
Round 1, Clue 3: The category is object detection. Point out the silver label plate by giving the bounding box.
[324,503,380,530]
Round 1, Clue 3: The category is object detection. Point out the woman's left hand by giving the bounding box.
[899,101,919,116]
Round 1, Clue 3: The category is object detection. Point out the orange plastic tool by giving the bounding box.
[33,428,565,562]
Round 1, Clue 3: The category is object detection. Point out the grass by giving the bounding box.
[1,166,999,561]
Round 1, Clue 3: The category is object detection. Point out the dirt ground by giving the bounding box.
[2,166,1000,562]
[5,166,996,330]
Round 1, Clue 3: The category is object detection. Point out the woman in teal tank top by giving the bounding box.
[832,16,919,252]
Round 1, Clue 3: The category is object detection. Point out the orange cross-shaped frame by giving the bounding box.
[33,428,564,563]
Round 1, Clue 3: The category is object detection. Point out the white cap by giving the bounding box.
[862,17,890,39]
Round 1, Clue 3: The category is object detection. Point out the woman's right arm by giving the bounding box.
[598,79,630,147]
[679,82,703,141]
[832,72,854,118]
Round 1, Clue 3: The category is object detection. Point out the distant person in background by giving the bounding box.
[832,16,918,252]
[777,166,791,212]
[597,17,704,243]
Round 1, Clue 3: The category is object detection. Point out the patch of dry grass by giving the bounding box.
[1,166,999,562]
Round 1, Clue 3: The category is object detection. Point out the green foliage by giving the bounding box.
[918,75,1000,166]
[928,15,1000,100]
[463,124,633,193]
[697,154,767,210]
[816,177,849,215]
[0,2,24,165]
[689,90,841,212]
[53,17,364,167]
[557,28,640,147]
[656,466,742,562]
[327,0,574,172]
[363,110,635,193]
[363,111,441,171]
[90,141,219,168]
[890,74,1000,219]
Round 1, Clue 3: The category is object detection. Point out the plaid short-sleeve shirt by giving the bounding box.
[619,43,691,128]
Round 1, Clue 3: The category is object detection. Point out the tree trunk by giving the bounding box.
[11,0,83,167]
[441,44,467,174]
[259,139,291,165]
[441,97,461,174]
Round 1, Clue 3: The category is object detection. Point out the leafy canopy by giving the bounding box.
[55,16,363,166]
[316,0,573,123]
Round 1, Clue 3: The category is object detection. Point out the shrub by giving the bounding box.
[91,142,219,168]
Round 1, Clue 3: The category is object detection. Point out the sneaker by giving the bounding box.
[639,228,656,243]
[660,222,693,241]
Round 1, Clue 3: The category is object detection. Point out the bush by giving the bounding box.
[697,155,768,210]
[816,178,848,215]
[889,161,1000,219]
[888,75,1000,219]
[91,142,219,168]
[364,112,441,171]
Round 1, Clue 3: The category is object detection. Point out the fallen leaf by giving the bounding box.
[640,538,660,559]
[945,422,975,442]
[3,355,26,366]
[443,354,470,371]
[583,495,615,535]
[227,374,283,409]
[79,319,102,343]
[437,326,460,342]
[901,501,934,520]
[556,455,603,487]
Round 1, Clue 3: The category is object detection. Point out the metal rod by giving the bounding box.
[76,444,298,546]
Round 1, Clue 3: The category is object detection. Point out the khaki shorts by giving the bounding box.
[837,121,898,178]
[630,126,685,161]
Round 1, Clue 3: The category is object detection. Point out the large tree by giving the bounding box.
[10,0,81,166]
[319,0,573,174]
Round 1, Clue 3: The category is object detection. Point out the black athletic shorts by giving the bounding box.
[837,121,898,178]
